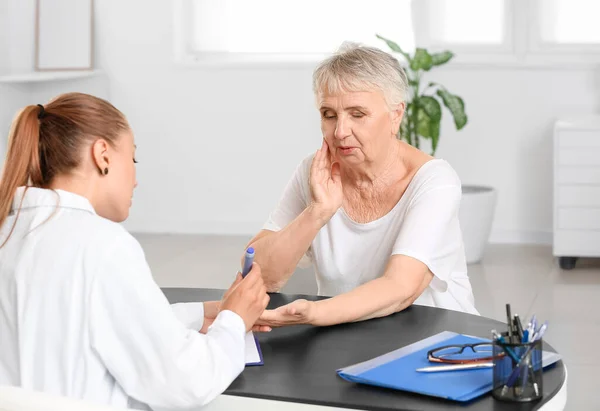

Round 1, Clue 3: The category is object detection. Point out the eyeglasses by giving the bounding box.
[427,343,504,364]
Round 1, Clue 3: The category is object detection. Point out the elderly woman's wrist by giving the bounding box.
[307,300,323,326]
[306,204,335,227]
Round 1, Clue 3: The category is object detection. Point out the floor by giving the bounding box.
[134,233,599,411]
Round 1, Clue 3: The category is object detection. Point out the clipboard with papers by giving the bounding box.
[245,332,264,366]
[336,331,561,402]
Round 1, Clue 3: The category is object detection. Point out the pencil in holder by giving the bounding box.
[492,335,543,402]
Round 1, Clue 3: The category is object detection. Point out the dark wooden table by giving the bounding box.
[163,288,566,411]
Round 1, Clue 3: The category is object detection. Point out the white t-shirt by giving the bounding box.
[263,155,479,315]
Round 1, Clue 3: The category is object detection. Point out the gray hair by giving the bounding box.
[312,42,409,108]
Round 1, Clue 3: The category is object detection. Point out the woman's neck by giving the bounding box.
[48,173,97,207]
[341,140,407,192]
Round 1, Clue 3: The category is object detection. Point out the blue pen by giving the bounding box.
[242,247,255,278]
[501,321,548,395]
[520,353,540,397]
[492,330,520,363]
[532,321,548,342]
[525,321,533,342]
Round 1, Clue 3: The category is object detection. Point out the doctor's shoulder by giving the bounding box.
[78,214,148,267]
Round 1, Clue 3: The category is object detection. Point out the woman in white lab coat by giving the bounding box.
[0,92,270,410]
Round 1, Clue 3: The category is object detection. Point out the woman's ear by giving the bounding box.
[91,139,110,175]
[391,102,406,135]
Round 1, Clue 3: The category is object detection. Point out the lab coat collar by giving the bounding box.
[11,186,97,215]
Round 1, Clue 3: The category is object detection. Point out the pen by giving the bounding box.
[526,321,535,342]
[514,314,524,342]
[492,330,520,363]
[416,363,493,373]
[242,247,255,278]
[502,347,538,396]
[506,304,513,342]
[520,357,540,397]
[532,321,548,342]
[500,321,548,395]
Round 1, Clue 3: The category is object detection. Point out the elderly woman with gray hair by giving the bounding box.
[248,43,478,328]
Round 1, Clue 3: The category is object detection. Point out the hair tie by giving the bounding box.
[37,104,46,120]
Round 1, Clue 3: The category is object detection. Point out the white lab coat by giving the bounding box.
[0,187,246,410]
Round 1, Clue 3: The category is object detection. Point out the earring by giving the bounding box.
[103,168,109,175]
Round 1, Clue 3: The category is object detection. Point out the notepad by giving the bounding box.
[337,331,561,402]
[245,332,264,366]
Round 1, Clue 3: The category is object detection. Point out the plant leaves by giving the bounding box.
[436,89,468,130]
[418,96,442,123]
[431,51,454,66]
[399,115,409,142]
[416,108,440,141]
[431,122,440,154]
[410,48,433,71]
[375,34,410,61]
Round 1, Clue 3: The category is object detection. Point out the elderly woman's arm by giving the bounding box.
[314,255,433,325]
[259,254,433,327]
[247,205,330,291]
[247,141,343,291]
[259,179,464,327]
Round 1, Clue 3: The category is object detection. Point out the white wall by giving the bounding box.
[0,0,109,167]
[0,0,9,161]
[431,67,600,243]
[0,0,8,75]
[6,0,35,73]
[94,1,322,236]
[4,0,600,244]
[0,0,27,162]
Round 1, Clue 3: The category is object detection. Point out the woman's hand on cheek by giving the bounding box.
[309,140,343,221]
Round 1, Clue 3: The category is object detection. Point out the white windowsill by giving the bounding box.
[0,70,104,84]
[174,51,600,71]
[175,53,330,69]
[443,53,600,70]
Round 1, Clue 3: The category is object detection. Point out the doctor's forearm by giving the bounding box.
[249,206,327,291]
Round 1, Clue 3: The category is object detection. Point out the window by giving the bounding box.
[177,0,600,66]
[185,0,415,55]
[538,0,600,45]
[416,0,507,46]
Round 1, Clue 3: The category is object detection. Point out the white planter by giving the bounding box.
[459,185,497,264]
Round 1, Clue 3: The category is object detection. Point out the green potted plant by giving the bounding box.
[377,34,497,264]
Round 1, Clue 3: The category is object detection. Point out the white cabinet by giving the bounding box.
[553,115,600,269]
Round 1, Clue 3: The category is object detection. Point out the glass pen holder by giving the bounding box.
[492,334,543,402]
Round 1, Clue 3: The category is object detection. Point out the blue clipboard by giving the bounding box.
[337,331,561,402]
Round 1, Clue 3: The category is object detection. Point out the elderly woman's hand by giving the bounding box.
[257,299,317,327]
[309,141,343,221]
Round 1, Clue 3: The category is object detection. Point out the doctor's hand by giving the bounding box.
[220,263,271,332]
[199,299,271,334]
[257,299,317,327]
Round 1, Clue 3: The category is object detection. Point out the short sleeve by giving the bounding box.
[392,184,463,293]
[262,155,313,268]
